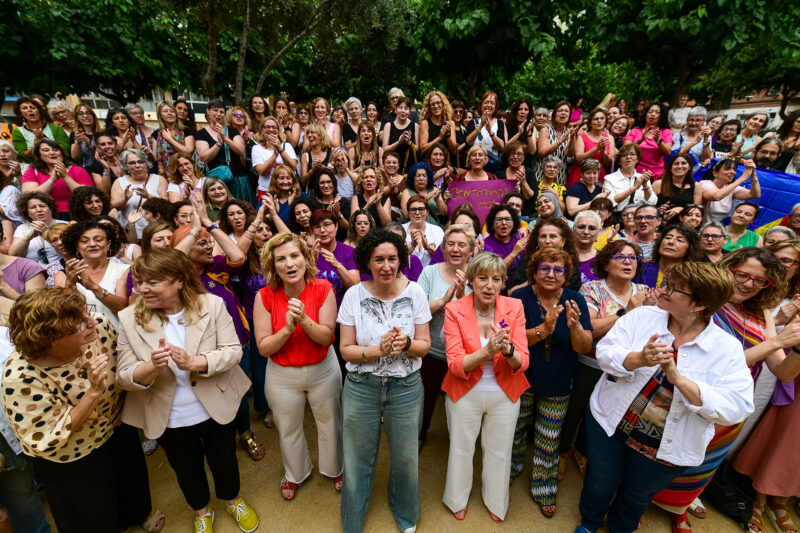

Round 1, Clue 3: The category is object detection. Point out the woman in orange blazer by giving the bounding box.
[116,249,259,533]
[442,252,530,523]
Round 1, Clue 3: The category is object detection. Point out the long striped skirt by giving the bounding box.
[652,422,744,514]
[510,391,570,506]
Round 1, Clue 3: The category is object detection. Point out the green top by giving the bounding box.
[12,123,70,162]
[723,229,760,252]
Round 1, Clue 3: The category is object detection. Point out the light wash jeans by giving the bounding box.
[341,370,423,533]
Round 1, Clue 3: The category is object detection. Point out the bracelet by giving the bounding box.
[188,231,199,239]
[792,346,800,356]
[535,327,542,339]
[503,344,515,359]
[361,347,368,362]
[403,336,412,352]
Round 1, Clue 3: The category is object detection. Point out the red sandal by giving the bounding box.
[333,474,343,492]
[672,511,692,533]
[280,476,302,500]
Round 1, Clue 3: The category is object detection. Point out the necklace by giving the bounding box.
[474,306,495,319]
[533,287,562,362]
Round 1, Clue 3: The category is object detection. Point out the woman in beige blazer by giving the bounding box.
[116,248,259,533]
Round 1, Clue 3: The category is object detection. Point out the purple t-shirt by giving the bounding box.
[316,242,356,308]
[484,232,523,274]
[578,257,599,284]
[430,245,444,265]
[2,257,44,293]
[201,255,249,344]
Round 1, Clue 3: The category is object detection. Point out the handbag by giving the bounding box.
[702,459,754,528]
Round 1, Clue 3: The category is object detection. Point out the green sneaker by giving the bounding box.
[226,497,259,532]
[194,509,214,533]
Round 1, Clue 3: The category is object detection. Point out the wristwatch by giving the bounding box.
[403,336,412,352]
[616,308,626,317]
[97,288,109,300]
[503,344,515,359]
[206,223,219,233]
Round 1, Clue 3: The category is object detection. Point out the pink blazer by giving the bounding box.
[442,294,530,403]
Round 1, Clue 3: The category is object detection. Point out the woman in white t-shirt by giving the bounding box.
[116,249,259,533]
[251,116,297,203]
[110,149,168,239]
[9,191,66,266]
[698,158,761,225]
[166,153,205,202]
[337,229,431,533]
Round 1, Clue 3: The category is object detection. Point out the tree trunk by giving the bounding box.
[254,0,330,94]
[203,0,219,99]
[779,82,797,120]
[465,71,479,107]
[234,0,250,105]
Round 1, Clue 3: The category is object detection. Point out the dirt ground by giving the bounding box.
[43,393,792,532]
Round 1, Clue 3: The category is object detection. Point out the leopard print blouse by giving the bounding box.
[1,315,122,462]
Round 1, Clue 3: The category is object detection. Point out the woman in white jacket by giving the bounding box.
[575,261,754,533]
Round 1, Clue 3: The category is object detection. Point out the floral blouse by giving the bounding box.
[1,315,121,462]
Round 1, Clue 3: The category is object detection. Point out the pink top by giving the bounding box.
[21,166,94,214]
[624,128,674,179]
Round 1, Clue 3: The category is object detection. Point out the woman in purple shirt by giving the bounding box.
[483,204,527,284]
[171,202,266,462]
[309,210,360,309]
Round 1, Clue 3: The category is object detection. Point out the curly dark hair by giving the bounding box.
[218,199,256,236]
[288,197,315,233]
[61,219,122,258]
[593,239,645,279]
[104,107,134,136]
[142,198,171,221]
[485,203,521,238]
[13,96,50,123]
[31,138,75,173]
[310,167,339,199]
[643,103,670,131]
[354,228,409,275]
[16,191,57,222]
[651,224,701,265]
[68,186,110,222]
[718,248,788,316]
[96,215,130,245]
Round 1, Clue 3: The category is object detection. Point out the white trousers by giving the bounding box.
[265,347,343,483]
[443,388,520,519]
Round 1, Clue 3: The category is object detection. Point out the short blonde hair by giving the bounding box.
[8,288,87,361]
[443,224,477,254]
[664,262,735,323]
[260,233,317,288]
[465,252,506,285]
[466,144,488,162]
[225,106,251,130]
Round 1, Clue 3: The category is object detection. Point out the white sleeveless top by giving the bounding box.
[116,174,161,238]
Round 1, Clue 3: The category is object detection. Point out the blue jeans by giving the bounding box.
[0,461,50,533]
[578,409,686,533]
[341,371,423,533]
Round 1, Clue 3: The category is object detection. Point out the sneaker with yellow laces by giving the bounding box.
[194,509,214,533]
[226,497,259,532]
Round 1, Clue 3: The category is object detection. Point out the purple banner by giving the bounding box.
[446,179,517,224]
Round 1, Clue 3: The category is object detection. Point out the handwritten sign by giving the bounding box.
[446,179,517,224]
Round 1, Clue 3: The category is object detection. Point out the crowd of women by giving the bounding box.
[0,89,799,533]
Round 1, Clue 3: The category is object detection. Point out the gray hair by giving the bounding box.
[383,221,406,239]
[765,226,796,241]
[46,100,71,114]
[0,140,15,153]
[687,106,707,119]
[124,103,144,114]
[792,202,800,214]
[344,97,362,109]
[574,210,603,227]
[388,87,404,97]
[535,107,549,116]
[542,155,563,169]
[120,149,148,174]
[700,221,728,239]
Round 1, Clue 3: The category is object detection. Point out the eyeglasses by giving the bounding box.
[659,280,692,297]
[634,215,658,222]
[621,212,636,218]
[537,265,567,277]
[128,110,144,116]
[494,217,513,223]
[731,269,773,288]
[700,233,724,240]
[195,239,216,248]
[78,305,97,331]
[576,224,598,232]
[778,256,800,267]
[77,111,93,116]
[262,125,278,131]
[611,254,640,263]
[430,101,443,107]
[510,152,524,158]
[453,109,464,115]
[313,221,336,229]
[408,207,427,214]
[318,181,333,187]
[232,112,245,118]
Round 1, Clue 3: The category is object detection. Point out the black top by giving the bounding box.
[388,121,417,173]
[655,182,695,209]
[195,127,240,170]
[342,123,358,145]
